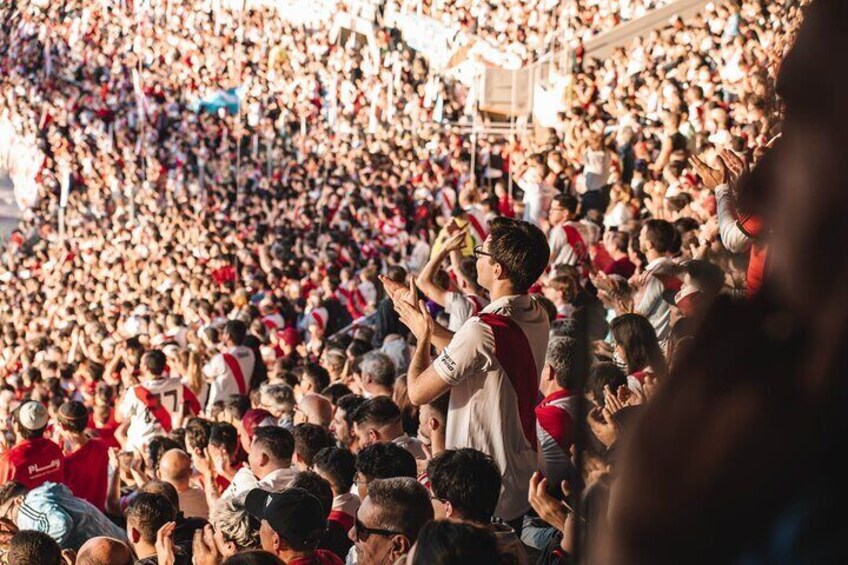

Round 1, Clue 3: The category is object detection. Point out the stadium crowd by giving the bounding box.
[389,0,677,64]
[0,0,815,563]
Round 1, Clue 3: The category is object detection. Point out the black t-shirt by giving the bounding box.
[670,131,688,153]
[320,518,354,560]
[175,515,209,557]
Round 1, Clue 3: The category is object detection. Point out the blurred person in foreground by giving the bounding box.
[604,1,848,562]
[406,521,501,565]
[0,480,126,551]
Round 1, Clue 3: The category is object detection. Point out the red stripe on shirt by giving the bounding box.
[479,313,539,449]
[222,353,247,395]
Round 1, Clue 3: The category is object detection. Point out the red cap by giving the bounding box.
[242,409,274,440]
[275,327,301,347]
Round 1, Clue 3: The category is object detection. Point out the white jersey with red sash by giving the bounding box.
[433,294,549,520]
[443,291,489,332]
[633,256,681,343]
[438,186,457,218]
[262,313,285,331]
[549,221,588,274]
[337,287,367,319]
[203,346,255,411]
[463,206,489,246]
[118,377,200,452]
[536,389,578,487]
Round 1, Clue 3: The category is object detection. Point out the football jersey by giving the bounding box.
[118,377,191,452]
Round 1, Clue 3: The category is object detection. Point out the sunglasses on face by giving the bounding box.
[353,515,404,543]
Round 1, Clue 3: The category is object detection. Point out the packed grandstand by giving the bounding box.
[0,0,835,563]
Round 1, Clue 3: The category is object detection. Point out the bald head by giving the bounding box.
[76,537,132,565]
[299,393,333,426]
[159,448,192,486]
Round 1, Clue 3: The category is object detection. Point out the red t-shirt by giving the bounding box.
[89,422,120,449]
[604,257,637,280]
[0,437,66,489]
[65,438,110,511]
[739,214,767,297]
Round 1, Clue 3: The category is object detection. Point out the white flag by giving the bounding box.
[43,37,52,77]
[433,93,444,123]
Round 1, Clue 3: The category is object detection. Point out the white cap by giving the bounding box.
[17,401,48,431]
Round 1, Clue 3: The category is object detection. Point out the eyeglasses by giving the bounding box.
[353,515,404,542]
[473,245,495,259]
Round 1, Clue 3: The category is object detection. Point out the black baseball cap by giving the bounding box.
[245,487,327,551]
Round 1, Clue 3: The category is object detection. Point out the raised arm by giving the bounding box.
[714,184,752,253]
[415,229,466,308]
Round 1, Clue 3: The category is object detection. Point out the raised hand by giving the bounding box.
[394,293,434,342]
[441,228,467,254]
[588,405,618,448]
[155,521,177,565]
[603,385,626,414]
[718,149,748,186]
[192,524,222,565]
[528,471,570,533]
[378,273,411,305]
[689,154,726,190]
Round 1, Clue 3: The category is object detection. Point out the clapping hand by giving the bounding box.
[155,521,177,565]
[588,404,618,448]
[689,154,726,190]
[718,149,748,186]
[528,471,571,533]
[379,273,412,305]
[193,524,223,565]
[392,280,434,342]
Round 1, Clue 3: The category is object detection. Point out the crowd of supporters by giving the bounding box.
[0,0,818,563]
[389,0,677,64]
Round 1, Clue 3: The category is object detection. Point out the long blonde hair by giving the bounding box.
[185,350,205,395]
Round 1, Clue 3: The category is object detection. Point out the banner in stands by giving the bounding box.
[0,116,42,211]
[387,9,458,72]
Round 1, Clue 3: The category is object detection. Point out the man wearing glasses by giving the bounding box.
[382,217,551,532]
[349,477,433,565]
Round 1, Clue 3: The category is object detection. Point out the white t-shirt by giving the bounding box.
[391,433,428,461]
[634,257,676,343]
[203,346,256,410]
[433,294,550,520]
[518,175,553,226]
[583,150,610,192]
[118,377,187,453]
[220,465,297,502]
[444,292,489,333]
